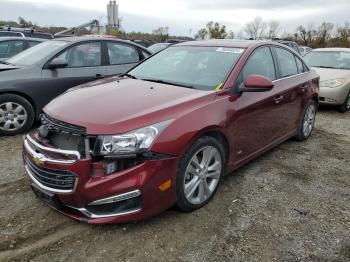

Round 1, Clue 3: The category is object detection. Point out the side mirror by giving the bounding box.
[241,74,274,92]
[48,58,68,69]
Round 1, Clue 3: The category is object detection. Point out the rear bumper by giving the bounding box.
[319,86,349,105]
[23,135,179,224]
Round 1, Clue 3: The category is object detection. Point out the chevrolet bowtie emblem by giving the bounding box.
[33,156,45,166]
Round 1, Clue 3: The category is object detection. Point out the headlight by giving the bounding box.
[320,79,346,88]
[94,119,173,157]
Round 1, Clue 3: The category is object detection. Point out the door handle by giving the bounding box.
[95,74,105,79]
[274,95,284,104]
[300,84,309,92]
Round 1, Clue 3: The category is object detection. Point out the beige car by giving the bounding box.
[304,48,350,112]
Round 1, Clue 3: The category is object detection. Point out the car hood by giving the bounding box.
[44,78,215,135]
[311,67,350,81]
[0,63,19,72]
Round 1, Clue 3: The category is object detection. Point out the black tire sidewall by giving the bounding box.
[339,91,350,113]
[176,136,226,212]
[0,94,35,136]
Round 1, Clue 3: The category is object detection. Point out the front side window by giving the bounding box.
[56,42,102,68]
[303,51,350,70]
[0,40,24,58]
[295,56,307,74]
[107,42,140,65]
[242,47,276,81]
[128,46,245,91]
[274,47,298,78]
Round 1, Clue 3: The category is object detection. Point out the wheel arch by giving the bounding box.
[0,91,38,117]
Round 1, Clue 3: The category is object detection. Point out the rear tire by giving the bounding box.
[295,100,317,141]
[338,91,350,113]
[176,136,225,212]
[0,94,35,136]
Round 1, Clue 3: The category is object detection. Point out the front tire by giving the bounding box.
[339,91,350,113]
[295,100,317,141]
[176,136,225,212]
[0,94,35,136]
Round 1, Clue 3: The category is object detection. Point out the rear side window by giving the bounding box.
[0,40,24,58]
[274,47,298,78]
[107,42,140,65]
[242,47,276,80]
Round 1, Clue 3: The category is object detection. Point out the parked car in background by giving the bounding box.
[0,37,151,135]
[0,26,53,39]
[273,39,301,55]
[0,37,45,61]
[22,40,319,224]
[299,46,312,56]
[303,48,350,112]
[148,43,172,54]
[131,40,156,48]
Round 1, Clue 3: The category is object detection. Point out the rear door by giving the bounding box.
[41,41,107,103]
[105,41,143,76]
[271,46,308,131]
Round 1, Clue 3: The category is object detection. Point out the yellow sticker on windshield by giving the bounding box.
[215,82,224,91]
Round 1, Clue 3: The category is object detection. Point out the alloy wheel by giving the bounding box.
[302,103,316,137]
[346,94,350,111]
[183,146,222,205]
[0,102,28,132]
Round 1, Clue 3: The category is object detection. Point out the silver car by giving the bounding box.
[304,48,350,112]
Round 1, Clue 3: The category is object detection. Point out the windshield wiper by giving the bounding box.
[313,65,338,69]
[140,78,196,89]
[123,73,138,79]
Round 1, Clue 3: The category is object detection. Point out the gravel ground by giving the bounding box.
[0,108,349,262]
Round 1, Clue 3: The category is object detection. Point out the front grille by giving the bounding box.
[38,113,87,157]
[25,157,77,191]
[41,113,86,135]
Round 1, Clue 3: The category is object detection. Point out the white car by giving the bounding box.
[299,46,312,56]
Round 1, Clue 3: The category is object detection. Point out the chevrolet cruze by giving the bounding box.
[23,40,319,224]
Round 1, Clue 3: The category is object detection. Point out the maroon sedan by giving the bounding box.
[23,40,319,224]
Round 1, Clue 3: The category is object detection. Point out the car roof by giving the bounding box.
[0,36,46,41]
[313,47,350,52]
[176,39,277,48]
[54,36,151,53]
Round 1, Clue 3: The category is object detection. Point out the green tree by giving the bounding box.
[206,21,227,39]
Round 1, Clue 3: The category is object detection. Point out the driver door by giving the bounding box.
[41,41,107,105]
[233,46,287,160]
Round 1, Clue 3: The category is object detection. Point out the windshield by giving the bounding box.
[128,46,245,90]
[304,51,350,70]
[8,40,69,66]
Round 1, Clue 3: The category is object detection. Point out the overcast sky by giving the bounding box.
[0,0,349,36]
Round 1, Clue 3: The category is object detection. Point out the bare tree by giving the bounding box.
[296,25,308,45]
[267,20,280,39]
[337,22,350,47]
[226,30,235,39]
[152,26,169,42]
[244,17,267,39]
[195,28,208,40]
[317,22,334,46]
